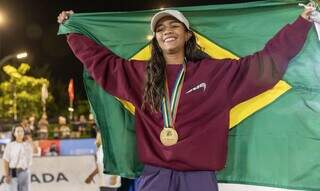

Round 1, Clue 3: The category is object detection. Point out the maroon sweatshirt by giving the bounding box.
[67,17,312,171]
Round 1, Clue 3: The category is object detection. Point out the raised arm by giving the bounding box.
[67,34,145,105]
[58,11,145,106]
[226,12,313,107]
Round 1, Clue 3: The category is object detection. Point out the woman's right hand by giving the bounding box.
[57,10,74,24]
[84,175,94,184]
[300,2,316,21]
[4,175,12,184]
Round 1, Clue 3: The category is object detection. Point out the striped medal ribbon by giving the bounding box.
[160,63,186,146]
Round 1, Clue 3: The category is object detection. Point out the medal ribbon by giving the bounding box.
[162,64,186,129]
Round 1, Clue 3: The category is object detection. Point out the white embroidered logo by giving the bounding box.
[186,82,206,94]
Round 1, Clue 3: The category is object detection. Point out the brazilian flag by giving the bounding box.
[58,0,320,190]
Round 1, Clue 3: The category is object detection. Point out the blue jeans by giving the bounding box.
[5,169,30,191]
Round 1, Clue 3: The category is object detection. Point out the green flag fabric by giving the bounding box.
[58,1,320,190]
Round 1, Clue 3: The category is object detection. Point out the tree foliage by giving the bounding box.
[0,63,53,119]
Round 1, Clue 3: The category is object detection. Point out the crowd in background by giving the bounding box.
[0,116,136,191]
[13,113,97,140]
[0,113,98,159]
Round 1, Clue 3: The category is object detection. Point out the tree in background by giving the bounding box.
[0,63,53,120]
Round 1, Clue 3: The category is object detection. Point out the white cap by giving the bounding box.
[150,10,190,33]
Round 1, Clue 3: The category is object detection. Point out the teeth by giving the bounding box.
[164,37,176,43]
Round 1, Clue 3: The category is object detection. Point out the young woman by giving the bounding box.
[58,5,315,191]
[3,126,33,191]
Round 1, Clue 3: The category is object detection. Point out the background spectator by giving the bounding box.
[78,115,87,137]
[45,143,59,156]
[37,113,49,139]
[59,116,70,139]
[88,113,97,138]
[2,126,33,191]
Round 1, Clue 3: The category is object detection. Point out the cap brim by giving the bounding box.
[151,12,174,33]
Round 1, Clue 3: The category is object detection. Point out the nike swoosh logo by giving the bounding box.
[186,82,206,94]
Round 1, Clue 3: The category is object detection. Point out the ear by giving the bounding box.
[185,31,192,42]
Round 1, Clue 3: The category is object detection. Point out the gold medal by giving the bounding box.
[160,127,178,146]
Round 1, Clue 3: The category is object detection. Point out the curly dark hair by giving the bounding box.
[142,29,210,112]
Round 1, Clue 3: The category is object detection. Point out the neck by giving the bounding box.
[164,51,185,65]
[16,139,23,143]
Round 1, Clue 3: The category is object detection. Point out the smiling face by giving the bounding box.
[155,16,191,55]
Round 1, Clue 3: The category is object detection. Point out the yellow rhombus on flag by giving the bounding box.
[116,32,291,128]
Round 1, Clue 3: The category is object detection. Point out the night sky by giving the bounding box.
[0,0,255,103]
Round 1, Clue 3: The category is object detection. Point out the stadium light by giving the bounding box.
[0,52,28,67]
[16,52,28,59]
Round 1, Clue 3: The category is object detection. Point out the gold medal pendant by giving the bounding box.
[160,127,178,146]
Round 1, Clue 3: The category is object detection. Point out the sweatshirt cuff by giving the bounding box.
[67,33,82,41]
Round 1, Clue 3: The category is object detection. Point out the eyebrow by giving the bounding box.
[156,20,181,29]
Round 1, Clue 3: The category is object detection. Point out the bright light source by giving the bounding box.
[0,11,6,26]
[146,35,153,41]
[159,7,165,10]
[16,52,28,59]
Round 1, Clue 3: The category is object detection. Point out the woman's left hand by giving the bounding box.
[110,175,118,185]
[301,2,316,21]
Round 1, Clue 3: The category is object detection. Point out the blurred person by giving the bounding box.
[85,131,121,191]
[52,126,60,139]
[88,113,94,121]
[32,141,41,157]
[28,114,36,131]
[58,116,71,139]
[71,115,81,138]
[21,117,40,155]
[28,115,37,139]
[45,143,59,156]
[2,126,33,191]
[20,119,32,142]
[87,113,97,138]
[20,119,28,129]
[78,115,87,137]
[37,113,49,139]
[19,119,39,156]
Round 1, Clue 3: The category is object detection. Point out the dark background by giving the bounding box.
[0,0,256,109]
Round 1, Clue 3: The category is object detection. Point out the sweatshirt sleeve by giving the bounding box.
[226,16,312,107]
[67,33,145,106]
